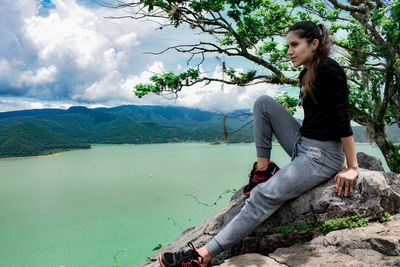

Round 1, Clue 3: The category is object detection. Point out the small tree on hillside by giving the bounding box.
[103,0,400,173]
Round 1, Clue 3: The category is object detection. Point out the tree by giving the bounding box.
[102,0,400,173]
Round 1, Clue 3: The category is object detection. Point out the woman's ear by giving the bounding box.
[312,39,319,51]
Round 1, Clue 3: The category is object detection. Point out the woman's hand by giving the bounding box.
[334,167,358,197]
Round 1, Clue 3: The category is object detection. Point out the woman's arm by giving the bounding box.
[335,135,359,197]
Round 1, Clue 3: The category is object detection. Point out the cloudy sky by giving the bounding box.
[0,0,295,113]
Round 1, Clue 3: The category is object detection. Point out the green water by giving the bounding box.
[0,143,388,267]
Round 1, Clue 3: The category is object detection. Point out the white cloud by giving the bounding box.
[19,65,57,85]
[74,60,175,106]
[24,0,128,71]
[0,97,69,112]
[0,59,11,77]
[116,32,140,49]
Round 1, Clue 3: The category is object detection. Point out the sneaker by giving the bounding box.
[243,161,280,197]
[159,242,208,267]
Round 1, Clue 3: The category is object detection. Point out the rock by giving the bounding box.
[268,214,400,267]
[384,171,400,195]
[357,152,384,171]
[140,153,400,266]
[217,253,286,267]
[212,215,400,267]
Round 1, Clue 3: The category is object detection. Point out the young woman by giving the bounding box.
[159,21,359,267]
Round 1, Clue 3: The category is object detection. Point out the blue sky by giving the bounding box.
[0,0,295,113]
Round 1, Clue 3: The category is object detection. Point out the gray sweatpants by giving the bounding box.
[205,95,345,256]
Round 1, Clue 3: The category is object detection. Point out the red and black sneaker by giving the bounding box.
[243,161,280,197]
[159,242,208,267]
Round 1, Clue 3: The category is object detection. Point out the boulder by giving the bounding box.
[139,153,400,266]
[214,214,400,267]
[267,214,400,267]
[217,253,285,267]
[357,151,384,171]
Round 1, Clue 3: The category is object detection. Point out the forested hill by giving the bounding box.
[0,122,90,158]
[0,105,247,131]
[0,105,254,158]
[0,105,398,158]
[0,105,254,144]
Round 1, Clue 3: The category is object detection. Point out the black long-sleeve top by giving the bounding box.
[299,57,353,141]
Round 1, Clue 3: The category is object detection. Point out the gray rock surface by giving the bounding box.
[139,153,400,267]
[217,253,286,267]
[268,214,400,267]
[215,214,400,266]
[357,151,384,171]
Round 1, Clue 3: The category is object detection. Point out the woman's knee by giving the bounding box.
[253,95,275,112]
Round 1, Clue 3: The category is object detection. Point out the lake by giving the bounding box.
[0,143,388,266]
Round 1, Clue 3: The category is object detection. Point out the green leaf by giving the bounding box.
[152,244,163,251]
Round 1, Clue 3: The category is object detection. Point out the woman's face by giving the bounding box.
[286,31,318,69]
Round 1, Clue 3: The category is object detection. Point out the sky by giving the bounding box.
[0,0,294,113]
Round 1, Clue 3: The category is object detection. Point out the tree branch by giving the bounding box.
[326,0,368,13]
[342,65,386,72]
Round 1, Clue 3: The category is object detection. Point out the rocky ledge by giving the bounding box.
[140,153,400,267]
[219,214,400,266]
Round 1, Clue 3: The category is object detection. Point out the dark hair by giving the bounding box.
[287,21,331,103]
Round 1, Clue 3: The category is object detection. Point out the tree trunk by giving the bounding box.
[371,122,400,173]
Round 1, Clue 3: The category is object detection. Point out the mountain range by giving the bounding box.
[0,104,398,158]
[0,105,253,158]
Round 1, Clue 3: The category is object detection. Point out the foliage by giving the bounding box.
[0,122,90,158]
[268,223,313,234]
[316,215,369,232]
[152,244,163,251]
[388,142,400,172]
[261,214,378,237]
[105,0,400,172]
[380,211,392,222]
[275,92,298,115]
[144,243,163,262]
[135,69,200,98]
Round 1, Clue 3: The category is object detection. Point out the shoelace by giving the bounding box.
[252,172,268,183]
[175,242,202,267]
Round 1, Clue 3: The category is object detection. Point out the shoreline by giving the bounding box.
[0,147,93,160]
[0,141,382,160]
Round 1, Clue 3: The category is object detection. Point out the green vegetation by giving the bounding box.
[267,209,400,236]
[152,244,163,251]
[316,215,369,232]
[268,223,314,235]
[380,212,392,222]
[267,215,370,235]
[0,122,90,158]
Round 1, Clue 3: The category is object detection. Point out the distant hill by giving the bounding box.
[0,105,398,158]
[0,105,253,145]
[0,122,90,158]
[0,105,244,131]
